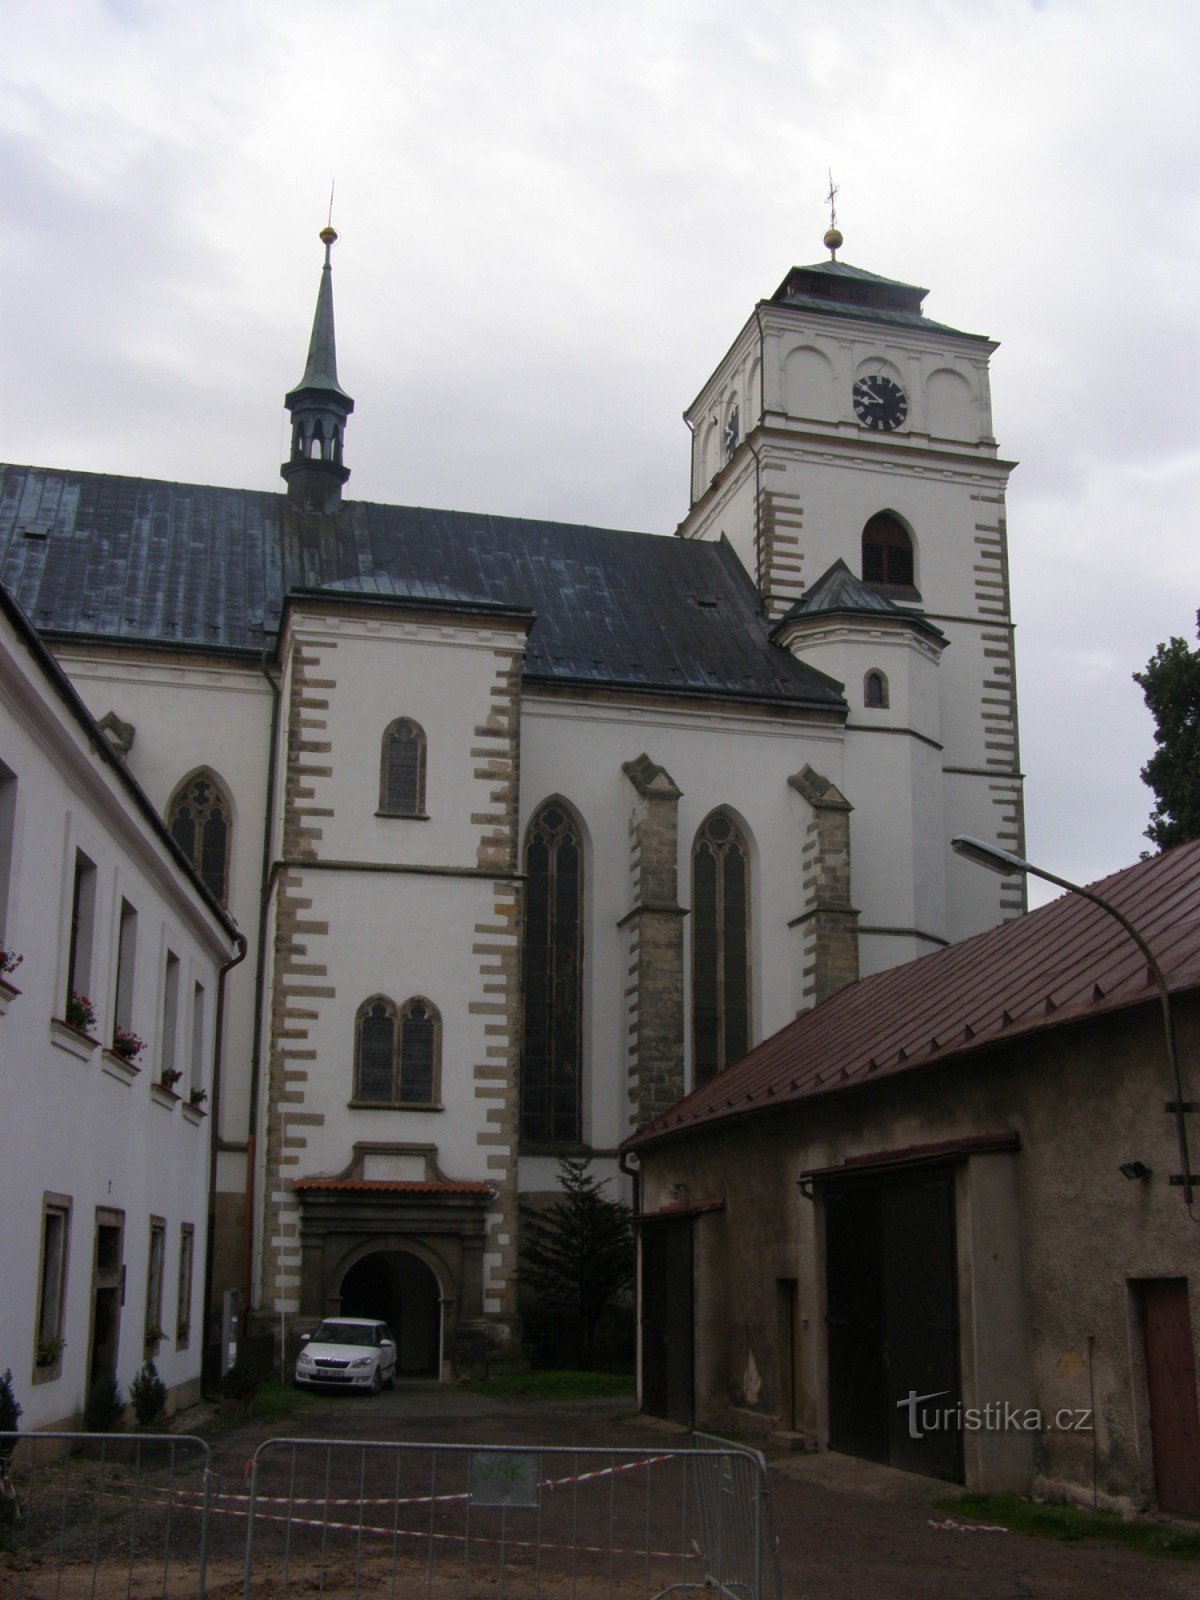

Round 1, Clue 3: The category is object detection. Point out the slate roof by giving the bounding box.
[773,559,947,643]
[624,838,1200,1152]
[0,464,846,712]
[768,258,988,342]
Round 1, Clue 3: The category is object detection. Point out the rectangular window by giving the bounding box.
[0,761,16,948]
[161,951,180,1080]
[66,850,97,1016]
[190,982,206,1097]
[145,1218,166,1347]
[176,1225,194,1348]
[35,1195,71,1374]
[114,900,137,1033]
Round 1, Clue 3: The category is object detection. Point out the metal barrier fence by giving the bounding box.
[240,1436,781,1600]
[0,1432,779,1600]
[0,1430,212,1598]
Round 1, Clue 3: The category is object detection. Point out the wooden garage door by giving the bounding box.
[640,1219,694,1426]
[825,1170,962,1482]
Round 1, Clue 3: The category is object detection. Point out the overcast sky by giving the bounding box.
[3,0,1198,904]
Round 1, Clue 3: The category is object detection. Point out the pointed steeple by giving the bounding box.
[281,226,355,511]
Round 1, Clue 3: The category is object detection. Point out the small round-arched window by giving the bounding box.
[864,670,889,709]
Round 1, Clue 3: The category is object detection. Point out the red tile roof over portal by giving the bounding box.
[293,1179,492,1196]
[624,840,1200,1152]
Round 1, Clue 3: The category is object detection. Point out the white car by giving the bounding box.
[294,1317,398,1393]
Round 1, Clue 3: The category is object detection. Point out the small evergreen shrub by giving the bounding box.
[130,1361,168,1425]
[84,1375,124,1433]
[0,1369,22,1460]
[219,1362,258,1403]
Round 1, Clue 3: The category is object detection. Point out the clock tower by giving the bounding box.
[676,244,1024,960]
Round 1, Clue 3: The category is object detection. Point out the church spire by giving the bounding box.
[282,226,355,511]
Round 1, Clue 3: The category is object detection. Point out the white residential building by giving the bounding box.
[0,586,242,1428]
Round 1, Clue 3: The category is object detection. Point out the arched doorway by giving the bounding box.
[339,1250,441,1376]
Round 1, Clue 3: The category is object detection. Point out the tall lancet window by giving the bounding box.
[168,771,232,906]
[692,810,751,1087]
[521,803,584,1145]
[379,719,427,817]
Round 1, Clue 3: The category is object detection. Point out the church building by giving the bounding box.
[0,224,1023,1379]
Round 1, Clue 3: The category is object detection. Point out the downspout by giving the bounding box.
[618,1148,643,1412]
[243,646,284,1333]
[682,414,696,524]
[751,304,768,606]
[202,928,248,1387]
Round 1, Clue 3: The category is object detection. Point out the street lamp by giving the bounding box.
[951,836,1196,1207]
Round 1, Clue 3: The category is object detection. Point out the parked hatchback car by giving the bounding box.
[294,1317,398,1393]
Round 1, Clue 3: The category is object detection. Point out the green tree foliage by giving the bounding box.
[0,1369,21,1461]
[520,1158,633,1369]
[1134,621,1200,849]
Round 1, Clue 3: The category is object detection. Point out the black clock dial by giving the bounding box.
[852,374,908,432]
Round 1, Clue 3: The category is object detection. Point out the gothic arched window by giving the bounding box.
[862,513,914,589]
[168,771,232,906]
[521,803,584,1145]
[864,669,889,709]
[692,810,751,1088]
[379,719,427,817]
[353,995,441,1106]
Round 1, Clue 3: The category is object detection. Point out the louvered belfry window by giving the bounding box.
[862,513,914,588]
[692,810,750,1088]
[379,719,426,816]
[521,804,584,1144]
[354,995,440,1105]
[168,772,231,905]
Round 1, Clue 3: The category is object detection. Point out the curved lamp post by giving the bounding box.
[951,836,1195,1208]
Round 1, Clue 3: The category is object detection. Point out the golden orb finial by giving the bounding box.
[824,225,843,258]
[319,225,338,246]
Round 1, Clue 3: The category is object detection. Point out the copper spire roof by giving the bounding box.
[287,226,352,404]
[624,839,1200,1152]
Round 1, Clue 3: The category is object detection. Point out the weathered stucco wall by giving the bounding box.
[637,997,1200,1508]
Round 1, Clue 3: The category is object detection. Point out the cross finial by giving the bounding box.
[824,169,844,260]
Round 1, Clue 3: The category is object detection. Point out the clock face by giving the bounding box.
[852,374,908,432]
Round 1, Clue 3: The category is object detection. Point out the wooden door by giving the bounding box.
[641,1220,694,1426]
[1141,1279,1200,1517]
[826,1171,962,1481]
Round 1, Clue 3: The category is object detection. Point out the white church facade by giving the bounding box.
[0,228,1023,1377]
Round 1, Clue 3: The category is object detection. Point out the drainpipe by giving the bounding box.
[242,647,284,1333]
[203,928,247,1389]
[751,304,768,605]
[682,414,696,521]
[619,1148,643,1412]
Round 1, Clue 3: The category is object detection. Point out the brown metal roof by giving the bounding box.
[293,1179,492,1196]
[625,839,1200,1152]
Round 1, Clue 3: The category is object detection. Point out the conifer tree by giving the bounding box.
[520,1158,633,1369]
[1134,618,1200,849]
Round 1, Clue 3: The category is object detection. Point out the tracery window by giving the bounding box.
[692,810,751,1088]
[862,512,915,589]
[354,994,441,1106]
[520,803,584,1144]
[168,771,231,906]
[379,719,427,817]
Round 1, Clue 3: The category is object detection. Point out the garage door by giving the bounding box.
[825,1169,962,1481]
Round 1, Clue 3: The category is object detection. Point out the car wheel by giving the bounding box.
[370,1366,383,1396]
[385,1366,396,1391]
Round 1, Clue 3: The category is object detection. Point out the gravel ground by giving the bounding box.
[4,1384,1199,1599]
